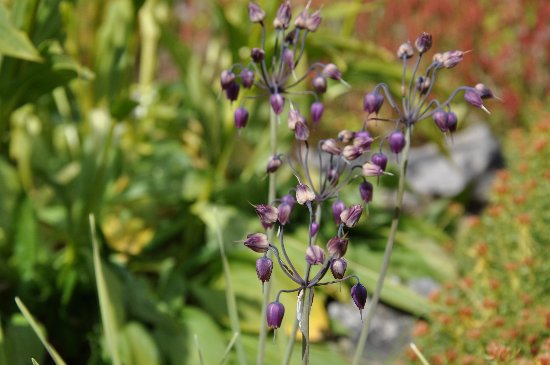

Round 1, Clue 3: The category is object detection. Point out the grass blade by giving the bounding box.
[410,343,431,365]
[220,332,239,365]
[31,359,40,365]
[14,297,67,365]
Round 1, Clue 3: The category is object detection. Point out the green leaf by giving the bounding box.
[0,3,42,61]
[12,196,38,280]
[119,322,161,365]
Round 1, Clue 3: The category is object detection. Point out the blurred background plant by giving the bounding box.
[0,0,548,364]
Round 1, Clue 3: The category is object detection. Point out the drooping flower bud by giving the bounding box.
[287,109,304,130]
[359,181,373,203]
[296,183,315,205]
[362,162,384,177]
[312,75,327,93]
[294,9,308,29]
[389,131,406,154]
[415,32,432,54]
[234,107,249,129]
[254,204,279,229]
[306,10,322,32]
[248,2,266,23]
[475,83,498,100]
[433,109,449,132]
[322,63,342,80]
[353,131,374,150]
[351,283,368,318]
[327,236,349,258]
[305,245,325,265]
[273,1,292,29]
[397,41,414,59]
[277,202,292,225]
[310,222,319,236]
[416,76,430,94]
[331,258,347,279]
[251,48,265,63]
[283,48,295,70]
[294,119,310,141]
[321,139,342,155]
[220,70,236,90]
[343,145,363,161]
[256,257,273,283]
[240,69,254,88]
[244,233,269,253]
[338,129,355,143]
[225,81,240,102]
[270,93,285,115]
[311,101,324,124]
[446,111,458,132]
[464,88,490,113]
[371,152,388,171]
[363,92,384,114]
[441,50,464,69]
[266,301,285,329]
[281,194,296,208]
[340,204,362,228]
[266,154,282,173]
[332,200,346,225]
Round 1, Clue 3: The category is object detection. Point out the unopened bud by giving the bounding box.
[234,107,249,129]
[240,69,254,88]
[416,76,430,94]
[475,83,498,99]
[327,168,340,186]
[248,2,266,23]
[283,48,294,70]
[287,109,304,130]
[340,204,362,228]
[281,194,296,208]
[321,139,342,155]
[397,41,414,59]
[312,75,327,93]
[331,258,347,279]
[332,200,346,225]
[338,129,355,143]
[296,183,315,205]
[305,245,325,265]
[277,202,292,225]
[359,181,373,203]
[351,283,368,318]
[270,93,285,115]
[363,92,384,114]
[256,257,273,283]
[254,204,279,229]
[220,70,236,90]
[441,50,464,69]
[244,233,269,253]
[322,63,342,80]
[267,154,282,173]
[371,152,388,171]
[389,131,406,154]
[251,48,265,63]
[362,162,384,177]
[311,101,324,124]
[266,301,285,329]
[306,10,322,32]
[327,236,349,258]
[295,9,308,29]
[343,145,363,161]
[353,131,373,150]
[225,82,240,102]
[310,222,319,236]
[415,32,432,54]
[464,88,490,113]
[273,1,292,29]
[294,119,310,141]
[433,110,448,132]
[447,111,458,132]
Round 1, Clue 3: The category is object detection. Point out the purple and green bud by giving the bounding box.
[311,101,324,124]
[277,202,292,225]
[248,2,266,23]
[322,63,342,81]
[331,258,347,279]
[283,48,295,70]
[296,183,315,205]
[327,236,349,258]
[266,154,282,173]
[321,139,342,155]
[312,75,327,93]
[310,222,319,237]
[351,283,368,318]
[340,204,362,228]
[266,301,285,329]
[389,131,406,154]
[281,194,296,208]
[244,233,269,253]
[433,109,449,132]
[240,69,254,88]
[225,82,240,102]
[270,93,285,115]
[220,70,236,90]
[273,1,291,29]
[256,256,273,283]
[294,119,310,141]
[343,145,363,161]
[475,83,498,100]
[332,200,346,225]
[251,48,265,63]
[353,131,374,150]
[305,245,325,265]
[447,111,458,132]
[464,88,490,113]
[415,32,432,54]
[371,152,388,171]
[234,107,249,129]
[363,92,384,114]
[362,162,384,177]
[397,41,414,59]
[359,181,373,203]
[295,9,308,29]
[254,204,279,229]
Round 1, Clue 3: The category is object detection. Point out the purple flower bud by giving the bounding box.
[331,258,347,279]
[234,107,249,129]
[254,204,279,229]
[353,131,374,150]
[251,48,265,63]
[296,183,315,205]
[244,233,269,253]
[447,111,458,132]
[475,83,498,99]
[343,145,363,161]
[311,101,324,124]
[306,10,322,32]
[248,2,266,23]
[305,245,325,265]
[327,236,349,258]
[240,69,254,89]
[415,32,432,54]
[270,93,285,115]
[363,92,384,114]
[266,301,285,329]
[327,168,340,186]
[283,48,294,70]
[277,202,292,225]
[295,9,308,29]
[321,139,342,155]
[312,75,327,93]
[464,88,490,113]
[371,152,388,171]
[322,63,342,80]
[432,52,443,64]
[310,222,319,236]
[332,200,346,225]
[359,181,373,203]
[340,204,362,228]
[397,41,414,59]
[287,109,304,130]
[338,129,355,143]
[266,154,282,173]
[441,50,464,69]
[433,110,449,132]
[220,70,236,90]
[273,1,291,29]
[351,283,368,318]
[362,162,384,177]
[416,76,430,94]
[256,257,273,283]
[281,194,296,208]
[389,131,406,154]
[294,119,309,141]
[225,81,240,102]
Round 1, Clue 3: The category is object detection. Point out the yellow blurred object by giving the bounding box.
[102,213,154,255]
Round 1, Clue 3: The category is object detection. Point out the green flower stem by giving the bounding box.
[352,124,413,365]
[257,109,279,365]
[300,287,313,365]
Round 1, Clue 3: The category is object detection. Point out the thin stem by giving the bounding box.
[278,229,303,283]
[300,287,314,365]
[257,109,279,365]
[352,124,413,365]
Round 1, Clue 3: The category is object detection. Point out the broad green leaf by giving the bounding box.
[119,322,160,365]
[0,3,41,61]
[12,197,38,280]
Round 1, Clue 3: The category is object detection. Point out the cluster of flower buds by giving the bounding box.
[221,1,348,137]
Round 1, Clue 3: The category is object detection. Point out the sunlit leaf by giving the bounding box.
[0,3,41,61]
